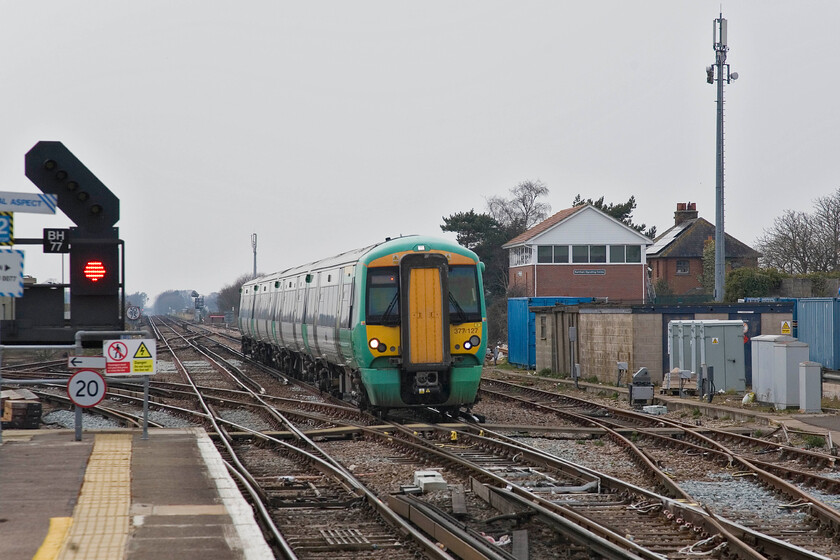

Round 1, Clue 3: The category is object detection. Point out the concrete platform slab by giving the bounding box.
[0,428,273,560]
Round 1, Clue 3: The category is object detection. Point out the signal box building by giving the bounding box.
[647,202,761,295]
[502,205,653,302]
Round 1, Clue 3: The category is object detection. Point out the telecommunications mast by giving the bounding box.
[707,14,738,302]
[251,233,258,278]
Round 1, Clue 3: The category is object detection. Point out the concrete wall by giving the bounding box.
[532,305,795,388]
[761,312,793,335]
[578,310,633,383]
[776,278,840,298]
[632,313,663,384]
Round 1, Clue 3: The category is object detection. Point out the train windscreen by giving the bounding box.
[448,265,481,324]
[366,268,400,325]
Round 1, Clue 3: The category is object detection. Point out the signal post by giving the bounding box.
[0,141,125,343]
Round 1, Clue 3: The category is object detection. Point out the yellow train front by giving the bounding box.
[239,236,487,415]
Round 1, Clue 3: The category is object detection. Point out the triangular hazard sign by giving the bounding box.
[134,342,153,359]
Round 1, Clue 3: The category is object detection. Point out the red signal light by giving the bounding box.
[83,260,107,282]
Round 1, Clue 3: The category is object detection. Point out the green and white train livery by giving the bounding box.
[239,235,487,414]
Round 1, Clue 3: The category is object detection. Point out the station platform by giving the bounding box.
[0,428,273,560]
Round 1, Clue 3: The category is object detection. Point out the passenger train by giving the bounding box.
[238,235,487,415]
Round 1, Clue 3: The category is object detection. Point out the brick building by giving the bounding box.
[647,202,761,295]
[502,204,653,302]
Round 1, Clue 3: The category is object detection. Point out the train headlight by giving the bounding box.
[368,338,387,353]
[463,336,480,350]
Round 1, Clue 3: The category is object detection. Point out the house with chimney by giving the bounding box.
[502,204,653,302]
[647,202,761,295]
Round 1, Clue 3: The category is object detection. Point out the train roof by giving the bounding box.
[242,235,479,288]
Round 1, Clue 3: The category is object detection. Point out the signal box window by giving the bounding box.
[626,245,642,263]
[366,268,399,325]
[572,245,588,263]
[590,245,607,263]
[676,260,690,275]
[538,245,569,263]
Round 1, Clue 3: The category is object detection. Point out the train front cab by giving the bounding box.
[360,250,485,410]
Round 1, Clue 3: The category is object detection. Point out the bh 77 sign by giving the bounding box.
[103,339,157,376]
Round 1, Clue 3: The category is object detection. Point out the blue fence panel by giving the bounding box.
[507,299,532,368]
[796,298,840,370]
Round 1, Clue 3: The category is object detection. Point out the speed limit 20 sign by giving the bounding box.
[67,369,107,408]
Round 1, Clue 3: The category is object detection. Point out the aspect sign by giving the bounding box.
[0,191,57,214]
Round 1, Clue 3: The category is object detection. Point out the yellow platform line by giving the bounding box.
[33,517,72,560]
[55,433,132,560]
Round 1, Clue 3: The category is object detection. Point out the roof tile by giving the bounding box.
[503,206,585,247]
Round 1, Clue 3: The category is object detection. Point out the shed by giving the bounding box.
[507,297,594,369]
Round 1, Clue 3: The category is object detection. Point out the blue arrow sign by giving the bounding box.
[0,213,12,245]
[0,192,57,214]
[0,249,24,297]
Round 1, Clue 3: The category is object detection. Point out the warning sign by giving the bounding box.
[134,342,153,359]
[781,321,792,335]
[103,339,157,376]
[712,337,720,344]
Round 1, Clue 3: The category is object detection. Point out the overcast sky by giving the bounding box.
[1,2,838,306]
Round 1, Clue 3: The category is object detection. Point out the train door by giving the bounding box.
[255,283,267,341]
[400,253,450,371]
[317,269,339,362]
[336,265,355,364]
[273,280,285,347]
[280,277,295,350]
[292,276,306,352]
[305,272,321,357]
[240,284,257,335]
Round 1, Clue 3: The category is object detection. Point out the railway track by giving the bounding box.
[155,317,840,559]
[8,315,838,558]
[479,376,840,558]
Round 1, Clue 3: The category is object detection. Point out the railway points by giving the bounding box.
[3,316,840,559]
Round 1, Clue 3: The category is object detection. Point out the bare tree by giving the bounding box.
[215,274,253,314]
[814,187,840,272]
[756,210,822,273]
[486,180,551,229]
